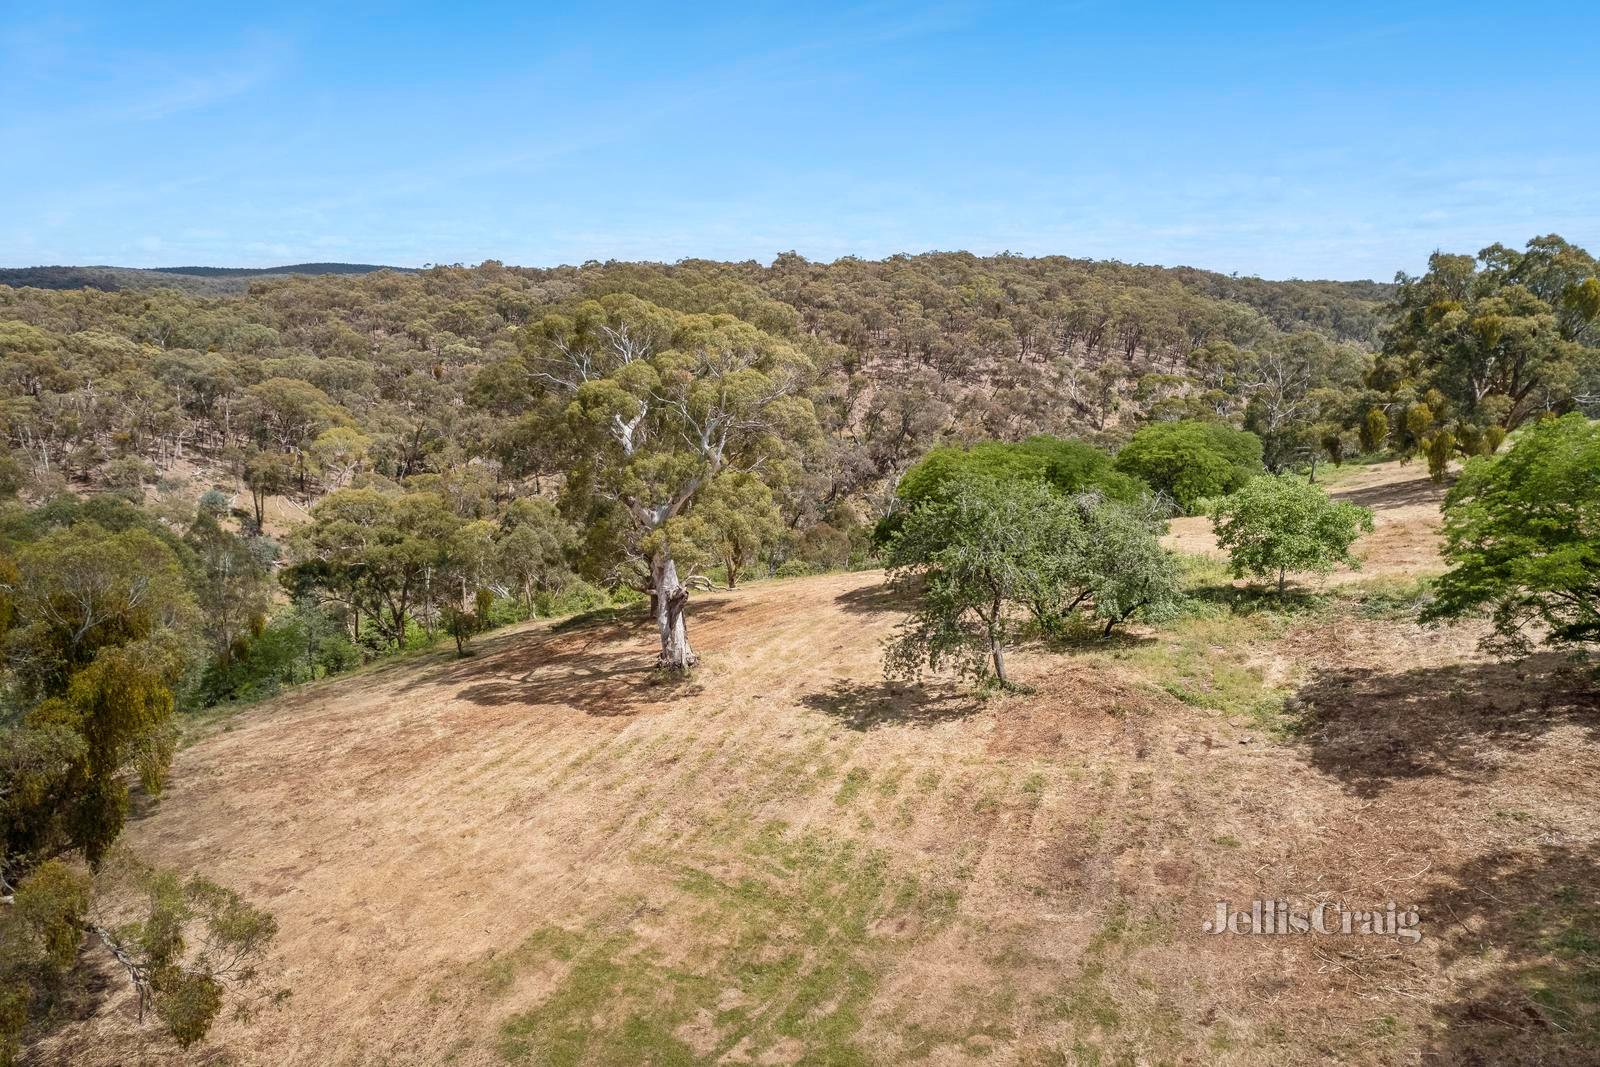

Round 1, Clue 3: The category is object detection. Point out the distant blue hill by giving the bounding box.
[0,262,415,294]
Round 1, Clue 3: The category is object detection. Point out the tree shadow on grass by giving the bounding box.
[1418,843,1600,1064]
[832,579,917,616]
[1331,472,1448,510]
[1183,581,1329,616]
[1287,652,1600,798]
[799,678,982,730]
[1032,626,1159,656]
[391,600,739,717]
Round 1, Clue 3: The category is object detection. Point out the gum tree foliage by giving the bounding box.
[493,498,577,614]
[184,510,271,664]
[1237,330,1368,472]
[1210,475,1375,594]
[1376,235,1600,431]
[1360,407,1390,453]
[287,488,464,649]
[1,524,195,869]
[684,471,785,589]
[512,295,816,669]
[1423,414,1600,653]
[0,517,279,1057]
[1113,419,1264,514]
[0,859,90,1065]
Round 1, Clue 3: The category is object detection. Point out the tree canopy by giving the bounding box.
[1374,235,1600,432]
[1423,413,1600,652]
[1113,419,1264,513]
[1210,475,1374,594]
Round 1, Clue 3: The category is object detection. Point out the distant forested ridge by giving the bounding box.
[0,241,1592,559]
[0,262,413,295]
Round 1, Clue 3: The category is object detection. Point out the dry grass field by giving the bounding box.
[31,462,1600,1066]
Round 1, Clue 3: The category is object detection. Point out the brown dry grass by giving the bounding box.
[27,460,1600,1066]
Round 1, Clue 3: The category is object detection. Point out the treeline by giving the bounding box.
[0,237,1592,670]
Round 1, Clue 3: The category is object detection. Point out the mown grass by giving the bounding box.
[1078,556,1439,737]
[486,821,962,1065]
[1026,904,1186,1064]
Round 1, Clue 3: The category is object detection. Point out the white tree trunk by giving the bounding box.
[653,552,697,669]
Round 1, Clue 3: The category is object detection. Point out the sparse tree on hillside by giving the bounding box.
[519,296,816,669]
[1211,475,1374,595]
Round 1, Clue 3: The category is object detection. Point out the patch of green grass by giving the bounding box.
[874,763,908,799]
[834,766,871,807]
[1099,614,1290,730]
[1040,905,1183,1062]
[1335,574,1437,619]
[1522,894,1600,1042]
[494,823,961,1065]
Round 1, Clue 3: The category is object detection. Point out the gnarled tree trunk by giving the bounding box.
[652,552,697,670]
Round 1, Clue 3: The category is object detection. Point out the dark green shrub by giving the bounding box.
[1114,420,1264,514]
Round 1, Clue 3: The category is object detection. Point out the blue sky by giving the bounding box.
[3,2,1596,280]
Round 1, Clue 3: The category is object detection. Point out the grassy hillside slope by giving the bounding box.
[37,463,1600,1066]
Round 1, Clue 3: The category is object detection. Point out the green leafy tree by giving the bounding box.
[242,449,292,532]
[1211,475,1374,594]
[1360,407,1390,453]
[889,436,1143,536]
[184,510,270,666]
[0,860,91,1065]
[1423,414,1600,652]
[90,855,282,1051]
[1071,496,1184,636]
[0,520,277,1058]
[494,498,577,615]
[287,488,463,649]
[1424,429,1456,484]
[1113,419,1264,514]
[308,426,370,489]
[884,476,1078,686]
[1377,236,1600,430]
[687,472,785,588]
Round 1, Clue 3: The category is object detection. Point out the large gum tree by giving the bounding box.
[519,295,815,669]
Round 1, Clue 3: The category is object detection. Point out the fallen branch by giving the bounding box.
[92,924,153,1022]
